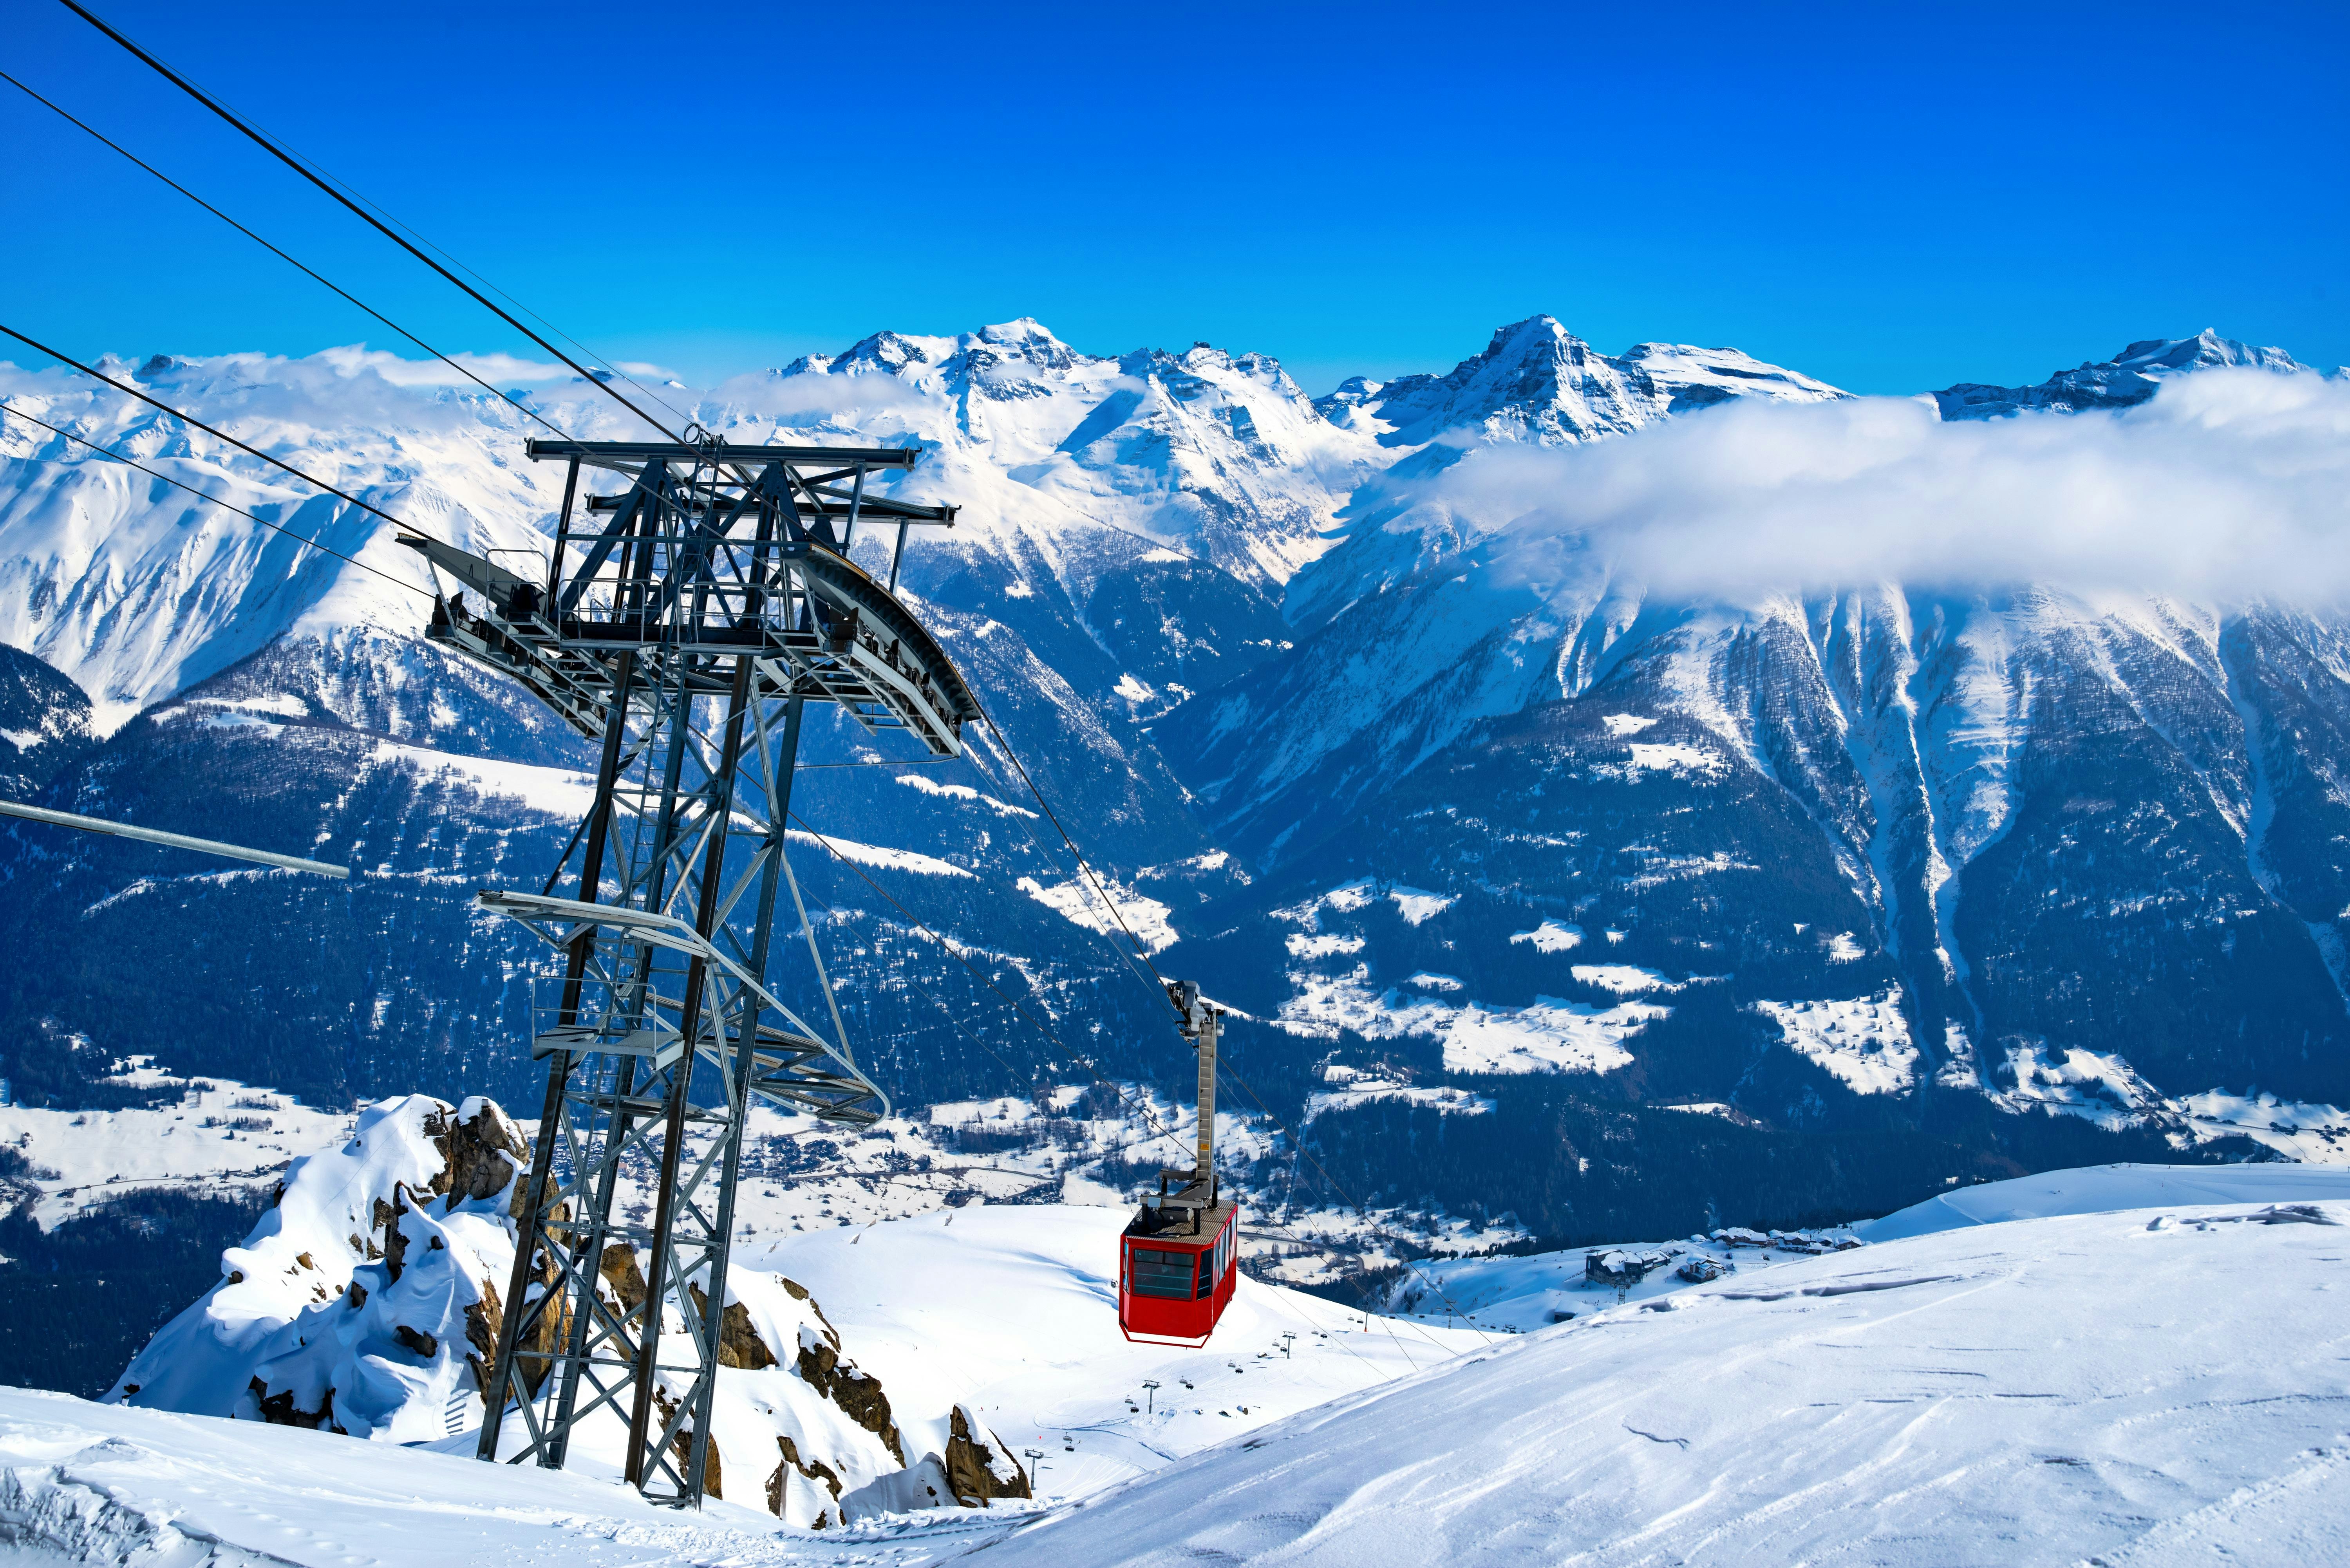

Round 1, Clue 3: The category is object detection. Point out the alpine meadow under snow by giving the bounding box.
[3,314,2350,1559]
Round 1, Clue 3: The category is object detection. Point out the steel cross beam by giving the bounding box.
[403,441,963,1507]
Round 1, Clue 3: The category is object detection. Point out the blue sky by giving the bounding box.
[5,1,2343,396]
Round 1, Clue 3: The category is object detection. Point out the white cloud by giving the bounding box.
[706,368,941,425]
[1398,368,2350,605]
[310,345,571,387]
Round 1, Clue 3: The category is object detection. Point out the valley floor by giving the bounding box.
[2,1167,2345,1565]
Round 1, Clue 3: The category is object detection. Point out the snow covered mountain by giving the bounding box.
[2,319,2345,1268]
[1934,327,2321,419]
[1316,314,1846,450]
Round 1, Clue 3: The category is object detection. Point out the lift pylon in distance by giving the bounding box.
[400,438,974,1507]
[1118,981,1239,1346]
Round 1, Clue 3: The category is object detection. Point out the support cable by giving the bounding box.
[971,705,1178,1010]
[784,810,1198,1164]
[779,836,1455,1366]
[956,714,1500,1344]
[0,399,432,599]
[58,0,684,441]
[0,68,573,442]
[0,323,444,558]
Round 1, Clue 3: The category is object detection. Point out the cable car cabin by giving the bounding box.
[1119,1180,1238,1345]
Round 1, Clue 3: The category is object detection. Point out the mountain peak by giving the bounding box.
[1935,330,2308,420]
[975,317,1067,349]
[1315,316,1843,447]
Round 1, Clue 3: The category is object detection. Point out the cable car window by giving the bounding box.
[1131,1246,1197,1300]
[1198,1220,1228,1298]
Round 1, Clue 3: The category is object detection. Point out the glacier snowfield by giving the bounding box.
[0,1163,2342,1566]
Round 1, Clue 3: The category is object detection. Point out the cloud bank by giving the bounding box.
[1408,368,2350,605]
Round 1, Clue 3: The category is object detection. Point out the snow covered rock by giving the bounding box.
[943,1402,1032,1504]
[108,1093,523,1438]
[104,1090,1027,1527]
[1317,315,1844,449]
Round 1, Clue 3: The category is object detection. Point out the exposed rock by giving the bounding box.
[427,1100,529,1213]
[248,1375,331,1431]
[942,1404,1031,1506]
[383,1188,412,1282]
[777,1274,840,1338]
[392,1325,436,1359]
[651,1389,720,1499]
[689,1283,777,1370]
[769,1433,845,1520]
[795,1335,905,1464]
[598,1243,646,1313]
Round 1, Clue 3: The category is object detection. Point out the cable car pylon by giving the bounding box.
[1118,981,1240,1345]
[401,437,970,1506]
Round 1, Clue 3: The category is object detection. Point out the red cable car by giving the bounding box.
[1119,981,1239,1346]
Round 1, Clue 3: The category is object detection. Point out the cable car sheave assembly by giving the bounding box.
[403,438,983,1505]
[1119,981,1240,1345]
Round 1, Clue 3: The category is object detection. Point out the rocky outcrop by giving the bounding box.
[597,1243,647,1314]
[795,1328,905,1465]
[114,1095,526,1439]
[426,1099,530,1214]
[689,1283,777,1370]
[652,1389,720,1499]
[768,1434,844,1525]
[943,1404,1031,1505]
[112,1091,1014,1530]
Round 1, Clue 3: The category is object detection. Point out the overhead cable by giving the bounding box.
[0,398,432,599]
[973,705,1181,1012]
[0,67,573,442]
[0,323,445,555]
[57,0,684,441]
[785,809,1199,1163]
[961,708,1497,1340]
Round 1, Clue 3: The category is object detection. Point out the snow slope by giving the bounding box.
[737,1206,1478,1503]
[11,1164,2350,1564]
[1855,1160,2350,1242]
[981,1198,2350,1567]
[0,1385,860,1565]
[1396,1161,2350,1333]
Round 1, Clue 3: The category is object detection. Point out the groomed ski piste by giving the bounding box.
[3,1161,2344,1565]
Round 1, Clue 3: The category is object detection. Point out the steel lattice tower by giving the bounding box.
[403,438,970,1505]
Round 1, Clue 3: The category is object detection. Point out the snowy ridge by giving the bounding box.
[985,1182,2350,1566]
[1934,328,2325,419]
